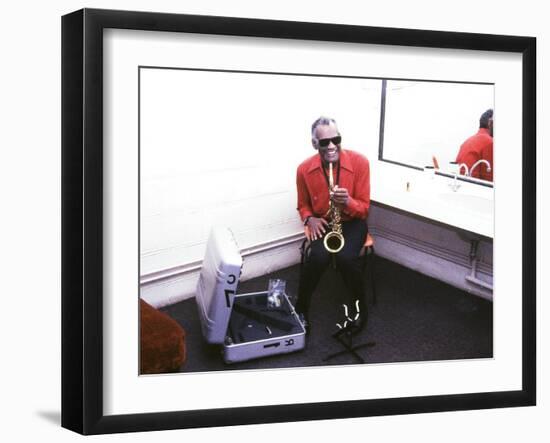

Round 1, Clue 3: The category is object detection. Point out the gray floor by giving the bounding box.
[161,256,493,372]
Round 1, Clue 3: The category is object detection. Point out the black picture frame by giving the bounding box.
[61,8,536,435]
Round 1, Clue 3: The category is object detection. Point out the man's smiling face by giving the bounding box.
[314,123,341,165]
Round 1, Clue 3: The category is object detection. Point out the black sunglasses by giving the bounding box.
[318,135,342,148]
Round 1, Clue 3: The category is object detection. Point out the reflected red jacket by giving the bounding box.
[456,128,493,181]
[296,149,370,222]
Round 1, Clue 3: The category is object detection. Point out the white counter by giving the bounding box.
[370,161,494,239]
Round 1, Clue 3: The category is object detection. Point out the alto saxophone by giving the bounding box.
[323,162,345,253]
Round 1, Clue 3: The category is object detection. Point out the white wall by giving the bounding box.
[140,72,493,279]
[1,1,547,443]
[140,68,381,276]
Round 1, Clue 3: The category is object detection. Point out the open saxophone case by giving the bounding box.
[195,227,306,364]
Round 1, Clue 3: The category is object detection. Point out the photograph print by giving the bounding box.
[138,67,494,375]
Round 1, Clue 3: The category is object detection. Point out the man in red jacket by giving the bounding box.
[456,109,493,181]
[295,116,371,334]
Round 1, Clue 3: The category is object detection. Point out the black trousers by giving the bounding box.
[295,218,367,320]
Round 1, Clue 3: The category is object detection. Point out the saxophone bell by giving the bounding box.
[323,230,345,253]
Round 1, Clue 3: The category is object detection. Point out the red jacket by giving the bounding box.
[296,149,370,222]
[456,128,493,181]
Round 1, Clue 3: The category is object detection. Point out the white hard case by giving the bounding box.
[196,227,306,364]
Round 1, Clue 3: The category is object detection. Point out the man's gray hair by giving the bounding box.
[311,116,337,138]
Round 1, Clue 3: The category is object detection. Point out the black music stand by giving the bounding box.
[322,303,375,364]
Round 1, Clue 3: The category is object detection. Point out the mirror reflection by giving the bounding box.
[381,80,494,183]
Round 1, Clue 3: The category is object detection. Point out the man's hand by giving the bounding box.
[306,217,329,241]
[331,185,349,207]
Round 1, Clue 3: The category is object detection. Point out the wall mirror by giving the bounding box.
[380,79,494,184]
